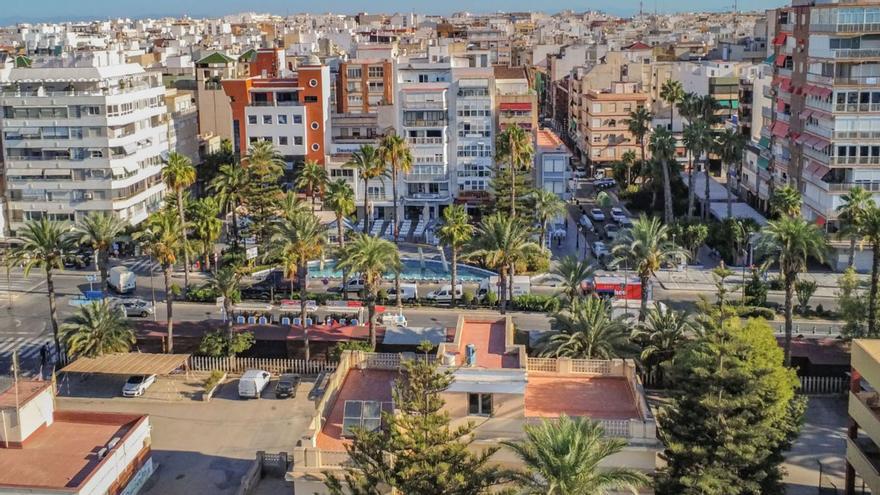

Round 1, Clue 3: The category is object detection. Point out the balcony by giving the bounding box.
[403,119,447,128]
[406,137,445,145]
[834,102,880,113]
[403,172,449,182]
[402,100,447,110]
[804,123,832,139]
[847,437,880,494]
[835,130,880,140]
[832,49,880,59]
[830,155,880,166]
[779,22,794,32]
[803,146,831,164]
[811,22,880,34]
[806,72,834,86]
[827,181,880,193]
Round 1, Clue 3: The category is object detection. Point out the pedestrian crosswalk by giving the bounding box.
[120,257,159,275]
[0,336,55,363]
[0,274,45,301]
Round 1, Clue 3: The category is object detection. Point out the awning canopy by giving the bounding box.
[62,353,190,375]
[757,156,770,170]
[775,54,788,67]
[499,102,532,111]
[772,33,788,45]
[771,121,789,138]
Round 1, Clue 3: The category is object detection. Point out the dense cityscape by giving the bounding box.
[0,3,876,494]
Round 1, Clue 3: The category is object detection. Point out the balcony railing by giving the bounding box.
[830,155,880,166]
[403,172,449,182]
[835,102,880,112]
[834,130,880,140]
[804,123,832,138]
[803,146,831,164]
[403,119,447,127]
[832,48,880,59]
[402,100,446,110]
[811,22,880,33]
[0,83,158,98]
[406,137,444,145]
[827,181,880,192]
[806,72,834,86]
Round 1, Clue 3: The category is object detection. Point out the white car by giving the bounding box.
[589,208,606,222]
[122,374,156,397]
[592,241,610,259]
[579,214,595,232]
[115,298,154,317]
[610,207,628,223]
[605,224,621,241]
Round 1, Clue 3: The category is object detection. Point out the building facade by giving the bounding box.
[584,82,649,169]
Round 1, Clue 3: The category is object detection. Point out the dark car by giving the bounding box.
[240,272,295,300]
[275,373,301,399]
[594,178,617,190]
[63,253,89,269]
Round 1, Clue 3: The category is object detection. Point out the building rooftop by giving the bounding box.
[525,374,641,420]
[316,369,396,451]
[856,340,880,366]
[0,411,145,490]
[0,380,51,409]
[493,66,527,80]
[456,320,519,369]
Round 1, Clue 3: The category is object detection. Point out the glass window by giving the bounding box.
[293,115,302,124]
[279,136,289,145]
[263,115,272,125]
[294,136,303,145]
[468,393,492,416]
[248,115,257,125]
[278,115,288,124]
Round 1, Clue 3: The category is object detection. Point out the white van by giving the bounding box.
[425,284,463,303]
[238,369,271,399]
[388,283,418,303]
[108,266,136,294]
[478,275,531,300]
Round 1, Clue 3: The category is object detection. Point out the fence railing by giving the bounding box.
[189,356,337,375]
[526,357,615,375]
[800,376,848,395]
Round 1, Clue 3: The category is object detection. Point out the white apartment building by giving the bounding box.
[453,68,496,217]
[0,53,168,234]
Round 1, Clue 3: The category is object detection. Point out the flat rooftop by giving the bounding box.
[0,380,51,409]
[0,411,145,490]
[457,320,519,369]
[316,369,396,451]
[524,374,641,420]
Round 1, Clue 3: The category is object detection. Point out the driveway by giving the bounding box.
[784,396,848,494]
[57,375,315,494]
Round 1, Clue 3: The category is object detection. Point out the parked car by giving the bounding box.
[619,216,634,228]
[594,178,617,190]
[108,266,136,294]
[122,374,156,397]
[238,369,271,399]
[589,208,606,222]
[328,278,366,294]
[610,207,628,223]
[63,253,89,269]
[605,224,621,241]
[573,169,588,179]
[110,298,154,317]
[592,241,610,259]
[425,284,463,303]
[387,283,418,303]
[274,373,301,399]
[579,215,595,232]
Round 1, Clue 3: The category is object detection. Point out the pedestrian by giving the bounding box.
[39,344,48,367]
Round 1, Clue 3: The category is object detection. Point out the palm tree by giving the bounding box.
[682,120,711,219]
[611,215,687,320]
[324,179,356,300]
[245,139,285,176]
[538,297,632,359]
[696,94,722,127]
[861,206,880,336]
[769,184,802,219]
[502,415,648,495]
[677,91,700,124]
[345,145,387,233]
[495,125,535,218]
[74,212,127,290]
[210,163,248,249]
[336,234,401,349]
[532,189,567,249]
[437,205,473,308]
[13,218,76,359]
[135,210,186,353]
[660,79,685,131]
[162,152,196,295]
[620,149,638,188]
[468,213,541,313]
[295,159,328,213]
[715,128,746,220]
[626,106,653,165]
[550,255,595,306]
[756,217,827,365]
[837,186,873,268]
[631,303,694,384]
[649,126,677,224]
[378,132,413,242]
[61,300,134,358]
[279,190,308,221]
[208,266,242,354]
[189,197,223,272]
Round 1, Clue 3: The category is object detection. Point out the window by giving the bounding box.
[294,136,303,145]
[278,115,288,124]
[309,79,318,88]
[304,96,318,103]
[347,67,362,79]
[263,115,273,125]
[342,400,383,437]
[311,121,320,130]
[331,168,354,178]
[368,66,384,78]
[279,136,289,145]
[248,115,257,125]
[468,393,492,416]
[311,143,320,151]
[293,115,302,124]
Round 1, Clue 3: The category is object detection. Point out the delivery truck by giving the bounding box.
[108,266,136,294]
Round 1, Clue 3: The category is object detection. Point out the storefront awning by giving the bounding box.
[775,55,788,67]
[771,121,789,138]
[772,33,788,45]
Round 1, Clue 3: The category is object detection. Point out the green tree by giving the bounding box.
[769,185,802,219]
[838,267,867,339]
[550,255,595,306]
[795,279,817,314]
[135,209,186,353]
[619,149,638,187]
[503,415,648,495]
[74,212,127,291]
[243,141,285,243]
[468,213,541,314]
[490,166,534,217]
[657,316,805,495]
[162,152,196,294]
[209,163,249,250]
[682,120,712,219]
[324,179,356,300]
[495,125,534,218]
[295,159,328,213]
[537,297,632,359]
[437,205,473,308]
[61,300,134,358]
[836,185,873,268]
[611,215,687,320]
[715,128,746,220]
[861,205,880,336]
[336,234,401,349]
[345,144,387,234]
[631,303,694,385]
[198,138,234,186]
[197,330,254,357]
[660,79,685,131]
[669,221,709,261]
[626,106,653,166]
[756,217,827,364]
[532,189,566,249]
[650,126,677,224]
[13,218,76,358]
[378,131,413,242]
[189,197,223,272]
[208,266,242,351]
[744,267,768,307]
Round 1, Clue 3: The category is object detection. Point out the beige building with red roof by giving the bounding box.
[289,315,660,493]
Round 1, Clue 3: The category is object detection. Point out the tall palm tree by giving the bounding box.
[295,159,328,213]
[345,144,387,234]
[502,415,648,495]
[550,255,595,307]
[620,149,638,188]
[336,234,401,349]
[279,190,308,221]
[468,213,541,314]
[626,106,653,166]
[208,266,242,354]
[437,205,473,308]
[649,126,677,224]
[189,197,223,272]
[324,179,356,300]
[660,79,685,131]
[14,218,76,359]
[682,120,712,220]
[378,132,413,242]
[631,303,694,384]
[532,189,567,249]
[61,300,134,358]
[74,212,127,291]
[611,215,687,320]
[861,206,880,336]
[495,125,535,218]
[245,139,285,176]
[756,217,827,365]
[696,94,722,127]
[538,297,631,359]
[209,163,248,249]
[162,152,196,294]
[715,128,746,220]
[837,185,874,268]
[135,210,185,353]
[676,91,700,124]
[769,184,802,219]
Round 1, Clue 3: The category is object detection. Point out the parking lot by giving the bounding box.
[57,372,315,494]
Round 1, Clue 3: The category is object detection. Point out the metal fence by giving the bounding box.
[799,376,848,395]
[189,356,337,375]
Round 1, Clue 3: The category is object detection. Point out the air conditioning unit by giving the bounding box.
[83,193,93,200]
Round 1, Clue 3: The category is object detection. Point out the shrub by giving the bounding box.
[376,288,389,304]
[203,370,225,392]
[485,291,498,307]
[512,294,560,313]
[187,284,220,302]
[329,341,374,361]
[197,330,255,357]
[736,306,776,320]
[461,290,475,307]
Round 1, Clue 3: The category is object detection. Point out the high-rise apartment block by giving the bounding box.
[584,82,649,167]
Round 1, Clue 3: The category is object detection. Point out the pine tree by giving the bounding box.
[324,343,512,495]
[489,166,534,217]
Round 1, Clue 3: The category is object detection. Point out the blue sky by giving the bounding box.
[4,0,786,25]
